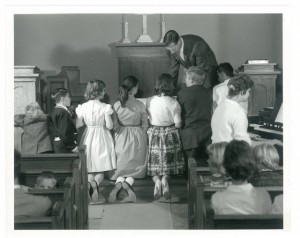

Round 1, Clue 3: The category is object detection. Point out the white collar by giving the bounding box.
[179,37,184,59]
[56,104,70,114]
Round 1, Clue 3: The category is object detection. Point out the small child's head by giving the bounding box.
[253,143,280,171]
[227,75,254,102]
[217,62,234,83]
[25,102,43,118]
[206,142,228,175]
[155,73,174,96]
[119,75,139,107]
[223,140,255,182]
[51,88,71,107]
[84,79,106,100]
[35,171,57,190]
[185,66,206,87]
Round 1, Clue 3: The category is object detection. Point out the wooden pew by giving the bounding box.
[19,147,88,229]
[16,176,77,229]
[15,201,65,230]
[188,157,283,229]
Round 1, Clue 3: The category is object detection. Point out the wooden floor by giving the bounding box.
[88,177,188,229]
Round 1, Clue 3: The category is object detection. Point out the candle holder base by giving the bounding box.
[121,37,131,43]
[136,34,153,43]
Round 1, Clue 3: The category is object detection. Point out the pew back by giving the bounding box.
[188,157,284,230]
[19,147,88,229]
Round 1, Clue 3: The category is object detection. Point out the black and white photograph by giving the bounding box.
[2,0,300,237]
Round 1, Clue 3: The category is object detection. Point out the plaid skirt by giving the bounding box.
[147,125,185,176]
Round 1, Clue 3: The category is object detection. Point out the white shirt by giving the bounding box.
[179,37,185,61]
[211,98,251,145]
[213,79,230,106]
[211,183,272,215]
[271,194,283,214]
[212,79,248,113]
[146,95,181,126]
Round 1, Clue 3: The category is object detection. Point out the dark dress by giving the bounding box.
[169,34,218,89]
[49,107,77,153]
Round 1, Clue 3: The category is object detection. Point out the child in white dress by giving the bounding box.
[76,80,116,203]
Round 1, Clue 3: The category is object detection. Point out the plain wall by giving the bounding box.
[14,14,282,102]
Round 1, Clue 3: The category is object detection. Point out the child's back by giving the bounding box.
[212,183,271,214]
[76,100,116,172]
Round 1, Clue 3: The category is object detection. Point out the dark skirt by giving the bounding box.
[147,126,184,176]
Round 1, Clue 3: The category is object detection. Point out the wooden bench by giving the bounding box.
[15,201,65,230]
[188,157,283,229]
[19,147,88,229]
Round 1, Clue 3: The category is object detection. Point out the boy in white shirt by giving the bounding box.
[213,62,248,113]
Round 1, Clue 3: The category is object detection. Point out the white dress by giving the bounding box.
[76,100,116,172]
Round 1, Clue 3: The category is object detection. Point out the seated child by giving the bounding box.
[249,143,283,187]
[271,194,283,214]
[14,102,53,154]
[14,150,52,217]
[35,171,58,190]
[204,142,231,187]
[211,140,272,215]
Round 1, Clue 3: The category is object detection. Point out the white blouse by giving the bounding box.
[211,98,251,145]
[146,95,181,126]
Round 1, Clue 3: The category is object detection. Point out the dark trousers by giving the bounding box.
[183,146,209,179]
[52,141,73,153]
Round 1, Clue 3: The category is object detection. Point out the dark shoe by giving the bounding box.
[122,181,137,203]
[108,182,122,203]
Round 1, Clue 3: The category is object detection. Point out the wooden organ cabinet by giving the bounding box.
[238,64,281,116]
[115,43,171,97]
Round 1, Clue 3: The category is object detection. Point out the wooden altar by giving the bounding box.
[115,43,171,97]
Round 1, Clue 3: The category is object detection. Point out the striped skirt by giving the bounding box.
[147,126,185,176]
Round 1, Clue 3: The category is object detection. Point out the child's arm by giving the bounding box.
[14,114,25,127]
[104,104,114,130]
[140,103,149,132]
[173,101,182,129]
[105,114,113,130]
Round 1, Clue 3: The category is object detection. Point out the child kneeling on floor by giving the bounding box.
[211,140,272,215]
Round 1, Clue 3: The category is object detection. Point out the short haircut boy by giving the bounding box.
[227,75,254,97]
[223,140,255,181]
[253,143,280,170]
[51,88,69,104]
[36,171,57,189]
[217,62,234,77]
[185,66,207,85]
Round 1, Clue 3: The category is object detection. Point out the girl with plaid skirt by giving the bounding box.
[146,74,185,200]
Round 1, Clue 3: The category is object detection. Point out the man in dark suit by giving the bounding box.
[163,30,218,91]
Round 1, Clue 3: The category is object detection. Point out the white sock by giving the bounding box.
[116,177,125,184]
[125,177,134,186]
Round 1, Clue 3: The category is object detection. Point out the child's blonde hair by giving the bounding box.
[25,102,43,118]
[206,142,228,175]
[36,171,57,189]
[253,143,280,170]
